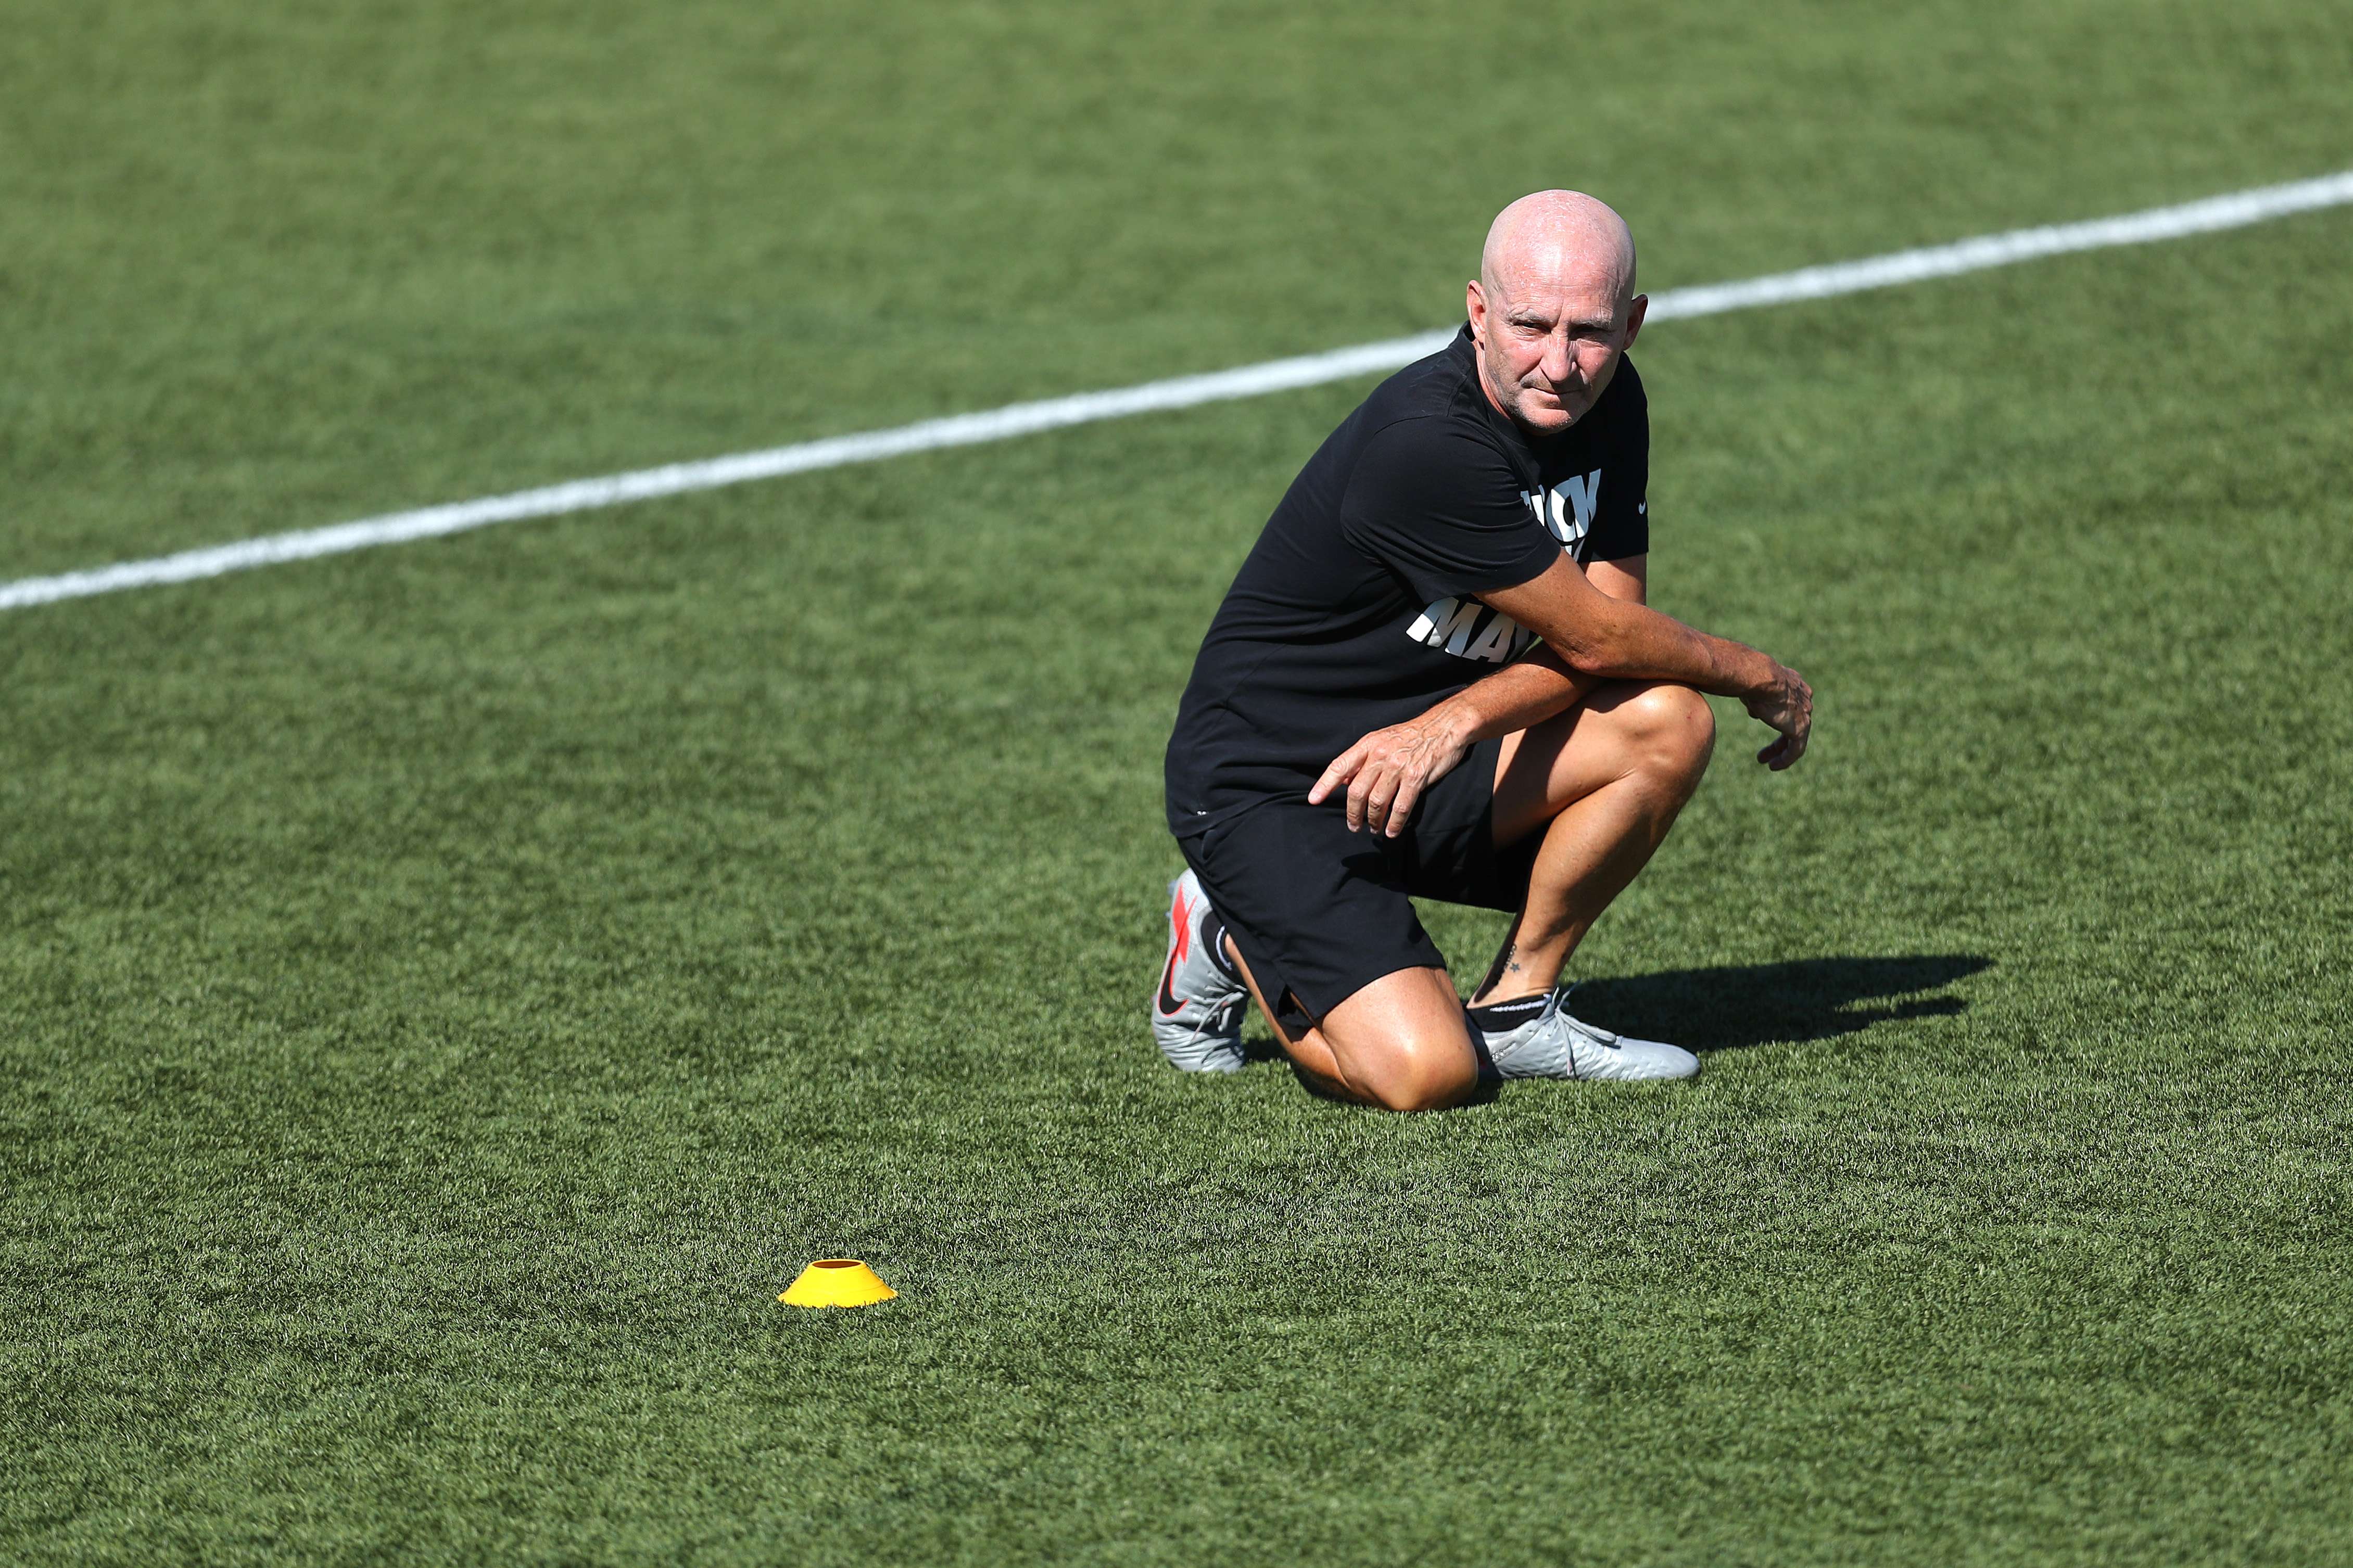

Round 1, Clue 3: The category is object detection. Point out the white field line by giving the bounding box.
[7,169,2351,613]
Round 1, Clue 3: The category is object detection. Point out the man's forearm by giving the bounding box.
[1418,606,1775,757]
[1548,594,1776,699]
[1333,557,1811,811]
[1590,602,1769,700]
[1483,558,1782,702]
[1420,646,1595,748]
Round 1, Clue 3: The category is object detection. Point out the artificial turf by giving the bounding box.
[4,1,2350,1562]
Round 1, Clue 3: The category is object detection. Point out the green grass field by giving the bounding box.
[5,1,2351,1562]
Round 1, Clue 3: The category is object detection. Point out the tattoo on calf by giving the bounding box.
[1477,936,1524,999]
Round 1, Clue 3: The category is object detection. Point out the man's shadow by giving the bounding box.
[1246,954,1990,1067]
[1564,953,1992,1053]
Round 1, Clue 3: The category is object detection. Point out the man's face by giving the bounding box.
[1467,259,1646,437]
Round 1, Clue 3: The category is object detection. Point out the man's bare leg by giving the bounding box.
[1195,679,1709,1108]
[1220,946,1477,1113]
[1470,680,1716,1007]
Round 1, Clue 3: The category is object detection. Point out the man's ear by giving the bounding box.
[1621,293,1649,351]
[1466,279,1488,346]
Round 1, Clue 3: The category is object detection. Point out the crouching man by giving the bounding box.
[1152,191,1812,1110]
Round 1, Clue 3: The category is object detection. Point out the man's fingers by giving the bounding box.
[1319,727,1459,826]
[1309,742,1369,805]
[1308,756,1356,806]
[1756,725,1810,770]
[1384,772,1426,837]
[1782,712,1812,769]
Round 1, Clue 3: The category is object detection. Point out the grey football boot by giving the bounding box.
[1476,985,1699,1082]
[1151,869,1248,1074]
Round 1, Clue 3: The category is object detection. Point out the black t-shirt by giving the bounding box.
[1165,325,1649,832]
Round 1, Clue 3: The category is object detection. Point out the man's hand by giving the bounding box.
[1309,706,1476,837]
[1744,662,1813,770]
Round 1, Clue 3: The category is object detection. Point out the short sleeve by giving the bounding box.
[1338,420,1562,606]
[1579,361,1650,563]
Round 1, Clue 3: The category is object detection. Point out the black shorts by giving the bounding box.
[1173,735,1536,1034]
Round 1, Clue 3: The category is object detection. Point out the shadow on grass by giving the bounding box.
[1567,953,1993,1052]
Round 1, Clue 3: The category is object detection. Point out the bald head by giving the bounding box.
[1481,190,1638,314]
[1466,190,1646,436]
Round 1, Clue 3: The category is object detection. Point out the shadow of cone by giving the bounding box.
[780,1259,896,1307]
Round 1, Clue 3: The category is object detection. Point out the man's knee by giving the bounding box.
[1350,1035,1478,1112]
[1617,681,1715,786]
[1322,971,1481,1112]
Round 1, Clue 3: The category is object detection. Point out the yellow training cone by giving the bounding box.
[780,1259,897,1308]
